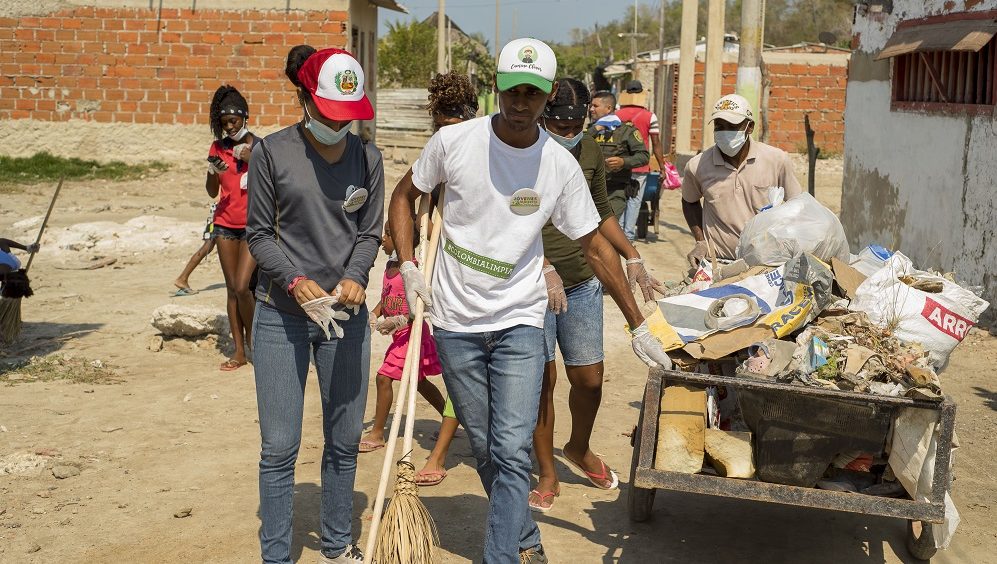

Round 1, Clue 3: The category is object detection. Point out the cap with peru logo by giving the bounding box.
[497,38,557,93]
[296,48,374,121]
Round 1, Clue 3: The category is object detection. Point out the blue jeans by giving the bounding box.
[433,325,546,564]
[252,302,370,564]
[619,172,648,241]
[544,277,605,365]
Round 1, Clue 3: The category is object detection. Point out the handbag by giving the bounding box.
[662,161,682,190]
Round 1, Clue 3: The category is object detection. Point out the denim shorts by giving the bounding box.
[212,224,246,240]
[544,276,604,365]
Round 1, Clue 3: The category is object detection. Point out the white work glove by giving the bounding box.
[625,258,666,303]
[233,143,251,161]
[543,265,568,314]
[399,261,432,312]
[26,243,40,254]
[686,240,709,269]
[301,296,356,340]
[375,315,409,335]
[206,159,228,175]
[630,320,674,370]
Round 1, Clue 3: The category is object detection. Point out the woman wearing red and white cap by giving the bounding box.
[246,45,383,564]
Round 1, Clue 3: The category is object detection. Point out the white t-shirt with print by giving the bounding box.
[411,115,600,333]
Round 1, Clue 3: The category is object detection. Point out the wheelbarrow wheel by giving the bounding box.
[628,411,656,522]
[906,520,937,561]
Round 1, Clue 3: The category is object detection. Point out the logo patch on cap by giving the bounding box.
[336,70,358,95]
[518,46,537,64]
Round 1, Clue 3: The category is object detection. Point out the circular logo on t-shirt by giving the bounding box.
[509,188,541,216]
[343,185,368,213]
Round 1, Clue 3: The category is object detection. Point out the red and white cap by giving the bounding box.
[296,48,373,121]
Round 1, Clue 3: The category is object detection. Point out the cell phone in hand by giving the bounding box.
[207,155,228,170]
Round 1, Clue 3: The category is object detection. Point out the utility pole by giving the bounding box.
[675,0,697,158]
[657,0,671,153]
[494,0,500,65]
[617,1,647,84]
[736,0,764,138]
[437,0,447,74]
[702,0,725,149]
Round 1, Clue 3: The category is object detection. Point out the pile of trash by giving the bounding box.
[655,193,990,398]
[649,194,990,551]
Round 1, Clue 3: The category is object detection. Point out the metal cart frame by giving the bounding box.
[629,367,957,561]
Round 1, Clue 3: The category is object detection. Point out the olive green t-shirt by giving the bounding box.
[541,134,615,289]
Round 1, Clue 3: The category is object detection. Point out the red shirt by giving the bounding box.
[616,106,654,173]
[208,138,252,229]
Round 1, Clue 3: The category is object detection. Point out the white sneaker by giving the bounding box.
[318,544,364,564]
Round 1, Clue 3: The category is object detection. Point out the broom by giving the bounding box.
[0,176,64,344]
[364,192,443,564]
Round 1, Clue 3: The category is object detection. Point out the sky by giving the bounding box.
[379,0,651,47]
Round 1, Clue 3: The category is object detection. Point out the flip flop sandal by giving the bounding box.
[414,470,447,487]
[528,488,560,513]
[173,287,198,296]
[563,446,620,491]
[359,440,385,453]
[219,359,247,372]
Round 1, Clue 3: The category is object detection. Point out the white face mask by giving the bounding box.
[304,105,350,146]
[228,125,249,141]
[715,127,749,157]
[547,129,583,151]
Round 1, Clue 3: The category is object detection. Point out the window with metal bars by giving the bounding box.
[892,38,997,109]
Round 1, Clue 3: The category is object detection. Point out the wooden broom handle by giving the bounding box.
[25,176,64,272]
[364,191,441,561]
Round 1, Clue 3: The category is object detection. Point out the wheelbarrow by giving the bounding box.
[629,367,956,561]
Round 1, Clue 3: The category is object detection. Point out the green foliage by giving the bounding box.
[378,20,438,89]
[0,152,169,184]
[378,19,495,92]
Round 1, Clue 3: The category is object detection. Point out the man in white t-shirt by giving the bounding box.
[388,38,672,564]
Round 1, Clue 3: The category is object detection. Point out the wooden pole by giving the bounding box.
[703,0,726,150]
[675,0,698,156]
[805,114,820,197]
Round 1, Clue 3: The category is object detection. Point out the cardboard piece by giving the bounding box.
[682,325,773,360]
[831,257,867,300]
[655,385,707,473]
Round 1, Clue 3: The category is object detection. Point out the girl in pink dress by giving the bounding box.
[359,222,446,453]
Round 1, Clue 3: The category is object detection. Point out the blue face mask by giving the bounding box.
[304,105,351,146]
[545,124,584,151]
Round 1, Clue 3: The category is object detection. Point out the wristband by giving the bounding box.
[287,276,307,294]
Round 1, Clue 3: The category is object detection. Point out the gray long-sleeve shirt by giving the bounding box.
[246,124,384,317]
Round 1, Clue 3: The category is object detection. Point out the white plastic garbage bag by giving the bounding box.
[850,252,990,370]
[736,193,849,266]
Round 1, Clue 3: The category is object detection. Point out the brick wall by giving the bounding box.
[673,60,847,154]
[0,6,347,126]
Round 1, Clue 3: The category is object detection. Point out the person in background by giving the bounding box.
[588,90,650,242]
[360,220,447,454]
[531,78,666,513]
[412,70,479,488]
[0,238,39,300]
[615,79,671,236]
[246,45,383,564]
[205,85,258,371]
[173,202,217,296]
[681,93,802,266]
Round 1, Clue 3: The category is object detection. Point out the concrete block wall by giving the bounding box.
[673,60,847,154]
[0,5,348,126]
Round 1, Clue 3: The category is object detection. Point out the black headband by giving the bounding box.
[220,107,248,118]
[543,103,587,121]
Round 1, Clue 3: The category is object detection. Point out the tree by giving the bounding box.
[378,20,437,88]
[377,19,496,91]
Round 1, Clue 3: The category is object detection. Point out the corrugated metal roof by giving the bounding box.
[876,18,997,60]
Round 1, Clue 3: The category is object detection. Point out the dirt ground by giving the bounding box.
[1,154,995,563]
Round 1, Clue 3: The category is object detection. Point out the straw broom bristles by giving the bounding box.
[0,297,21,344]
[371,460,440,564]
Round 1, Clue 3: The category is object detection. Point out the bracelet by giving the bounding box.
[287,276,307,294]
